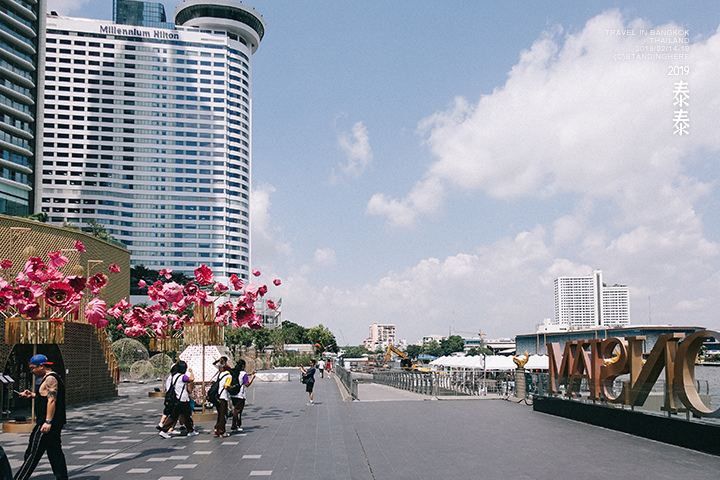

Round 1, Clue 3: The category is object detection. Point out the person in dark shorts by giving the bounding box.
[14,354,68,480]
[299,359,316,405]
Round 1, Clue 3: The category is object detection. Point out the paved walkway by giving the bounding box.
[2,369,720,479]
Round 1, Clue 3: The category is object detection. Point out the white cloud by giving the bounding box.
[366,177,445,228]
[313,248,336,267]
[335,121,373,180]
[368,10,720,232]
[250,184,292,265]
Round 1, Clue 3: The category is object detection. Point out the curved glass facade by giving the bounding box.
[0,0,43,216]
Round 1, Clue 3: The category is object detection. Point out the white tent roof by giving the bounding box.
[429,354,548,371]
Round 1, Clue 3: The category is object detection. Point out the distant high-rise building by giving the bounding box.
[364,322,396,351]
[113,0,174,29]
[40,1,264,282]
[553,270,630,330]
[0,0,45,216]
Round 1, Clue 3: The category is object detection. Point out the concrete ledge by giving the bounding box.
[254,372,289,382]
[2,421,34,433]
[534,396,720,456]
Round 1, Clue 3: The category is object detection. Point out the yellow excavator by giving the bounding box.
[383,345,420,370]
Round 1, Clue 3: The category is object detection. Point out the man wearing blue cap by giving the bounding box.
[14,354,68,480]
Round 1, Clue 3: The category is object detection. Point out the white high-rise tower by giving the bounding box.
[553,270,630,330]
[40,0,264,282]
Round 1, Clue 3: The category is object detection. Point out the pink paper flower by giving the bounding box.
[47,251,68,269]
[273,278,282,286]
[258,285,268,297]
[108,298,131,319]
[24,257,52,283]
[194,265,214,286]
[267,300,277,310]
[248,315,263,330]
[109,264,120,273]
[20,302,41,318]
[213,282,229,293]
[159,268,173,280]
[74,240,86,252]
[229,274,244,291]
[138,279,147,289]
[88,272,108,294]
[44,282,77,309]
[85,298,107,327]
[183,281,198,297]
[65,275,87,293]
[252,269,261,277]
[0,259,11,269]
[160,282,183,304]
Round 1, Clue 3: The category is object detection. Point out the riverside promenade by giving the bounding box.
[2,369,720,480]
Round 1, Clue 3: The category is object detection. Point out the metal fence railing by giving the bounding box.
[336,365,358,400]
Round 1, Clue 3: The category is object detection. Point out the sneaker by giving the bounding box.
[170,430,182,435]
[159,431,171,439]
[155,425,162,431]
[306,402,314,406]
[187,431,199,437]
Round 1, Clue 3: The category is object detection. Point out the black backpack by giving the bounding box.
[164,375,181,409]
[206,378,220,407]
[227,370,241,396]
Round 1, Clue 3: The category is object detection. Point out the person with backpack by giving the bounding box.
[230,359,256,433]
[158,361,198,438]
[213,362,233,437]
[14,354,68,480]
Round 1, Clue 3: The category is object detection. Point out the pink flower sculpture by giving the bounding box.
[194,265,214,286]
[44,282,78,310]
[138,279,147,289]
[109,264,120,273]
[74,240,86,252]
[273,278,282,286]
[252,269,261,277]
[87,273,108,294]
[229,274,244,291]
[85,298,107,327]
[1,259,12,269]
[47,251,68,269]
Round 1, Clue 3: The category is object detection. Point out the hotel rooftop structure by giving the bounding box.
[39,0,264,282]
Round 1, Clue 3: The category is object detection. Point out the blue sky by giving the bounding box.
[48,1,720,345]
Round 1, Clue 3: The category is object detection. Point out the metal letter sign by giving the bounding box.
[547,330,720,417]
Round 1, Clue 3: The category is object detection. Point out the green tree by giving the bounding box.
[343,345,369,358]
[307,324,338,353]
[130,265,192,295]
[440,335,466,356]
[424,340,443,358]
[406,344,422,359]
[225,327,254,348]
[84,218,116,241]
[252,327,272,352]
[281,320,308,344]
[22,212,48,222]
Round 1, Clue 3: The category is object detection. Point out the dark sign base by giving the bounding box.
[533,395,720,456]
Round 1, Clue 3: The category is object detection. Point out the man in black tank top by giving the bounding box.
[14,354,68,480]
